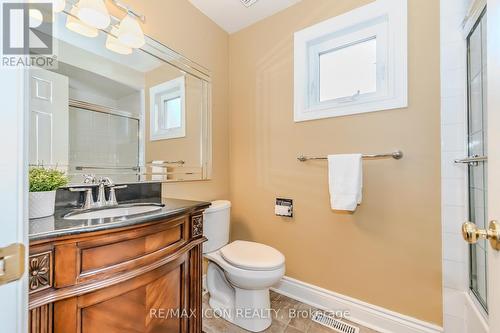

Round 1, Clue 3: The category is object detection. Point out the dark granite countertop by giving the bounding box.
[29,198,210,242]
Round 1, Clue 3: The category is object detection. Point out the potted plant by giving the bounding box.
[29,167,69,219]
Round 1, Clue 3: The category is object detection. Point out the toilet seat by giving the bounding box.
[220,240,285,271]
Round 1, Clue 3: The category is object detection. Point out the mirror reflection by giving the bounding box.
[29,11,212,184]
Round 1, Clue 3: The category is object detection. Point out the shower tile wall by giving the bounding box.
[440,0,469,332]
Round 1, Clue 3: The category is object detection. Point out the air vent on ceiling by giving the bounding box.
[312,312,360,333]
[240,0,259,7]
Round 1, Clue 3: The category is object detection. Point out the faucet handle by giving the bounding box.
[69,187,94,209]
[107,184,127,206]
[110,184,127,190]
[83,174,96,184]
[98,177,113,186]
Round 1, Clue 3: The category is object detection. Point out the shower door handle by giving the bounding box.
[454,155,488,165]
[462,221,500,251]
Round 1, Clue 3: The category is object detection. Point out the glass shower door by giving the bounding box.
[68,106,140,183]
[466,10,488,311]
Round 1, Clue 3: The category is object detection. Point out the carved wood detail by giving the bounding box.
[189,244,203,333]
[29,303,52,333]
[191,215,203,238]
[29,251,52,293]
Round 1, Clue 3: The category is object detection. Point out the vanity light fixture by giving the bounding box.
[53,0,66,13]
[76,0,110,29]
[117,14,145,48]
[66,7,99,38]
[106,27,133,55]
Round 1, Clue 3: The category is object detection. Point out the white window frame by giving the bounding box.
[294,0,407,122]
[149,76,186,141]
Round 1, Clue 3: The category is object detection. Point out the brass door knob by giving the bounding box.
[462,220,500,251]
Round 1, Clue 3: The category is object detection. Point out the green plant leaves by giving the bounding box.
[29,167,69,192]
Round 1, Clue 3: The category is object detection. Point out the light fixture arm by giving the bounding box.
[111,0,145,22]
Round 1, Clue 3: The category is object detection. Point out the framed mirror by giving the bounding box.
[29,7,212,184]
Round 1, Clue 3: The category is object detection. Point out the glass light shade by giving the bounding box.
[117,15,145,49]
[106,27,132,55]
[53,0,66,13]
[66,7,98,38]
[77,0,110,29]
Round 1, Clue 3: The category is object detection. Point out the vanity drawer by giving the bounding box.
[80,224,182,272]
[54,216,188,287]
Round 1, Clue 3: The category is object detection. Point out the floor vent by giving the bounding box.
[311,311,360,333]
[240,0,259,7]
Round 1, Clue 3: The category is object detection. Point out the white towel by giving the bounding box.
[151,160,165,181]
[328,154,363,211]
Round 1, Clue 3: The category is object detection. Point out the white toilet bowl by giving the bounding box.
[205,241,285,332]
[202,201,286,332]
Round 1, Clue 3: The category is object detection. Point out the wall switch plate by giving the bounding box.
[275,198,293,217]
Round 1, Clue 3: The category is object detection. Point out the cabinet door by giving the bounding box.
[54,254,190,333]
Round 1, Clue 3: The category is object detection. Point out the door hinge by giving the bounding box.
[0,243,25,286]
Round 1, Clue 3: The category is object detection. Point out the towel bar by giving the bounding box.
[297,150,403,162]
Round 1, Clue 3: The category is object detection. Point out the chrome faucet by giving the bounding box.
[69,176,127,209]
[107,184,128,206]
[83,174,97,184]
[96,177,111,207]
[69,187,95,209]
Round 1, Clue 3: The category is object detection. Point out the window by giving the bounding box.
[162,96,182,130]
[150,76,186,140]
[319,38,377,102]
[294,0,407,122]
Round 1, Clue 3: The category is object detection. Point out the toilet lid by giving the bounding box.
[220,240,285,271]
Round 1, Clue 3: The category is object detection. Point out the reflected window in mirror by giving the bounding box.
[150,76,186,141]
[163,97,182,130]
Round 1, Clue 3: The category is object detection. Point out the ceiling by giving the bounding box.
[188,0,302,34]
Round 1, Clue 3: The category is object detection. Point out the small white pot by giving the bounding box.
[29,190,56,219]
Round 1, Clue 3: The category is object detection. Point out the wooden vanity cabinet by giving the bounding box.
[28,210,206,333]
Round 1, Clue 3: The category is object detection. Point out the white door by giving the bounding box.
[463,0,500,330]
[486,0,500,328]
[0,65,29,331]
[29,68,69,167]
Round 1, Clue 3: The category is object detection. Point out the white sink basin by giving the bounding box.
[64,205,163,220]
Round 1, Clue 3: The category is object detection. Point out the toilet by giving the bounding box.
[203,200,285,332]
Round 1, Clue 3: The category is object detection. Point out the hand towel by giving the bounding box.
[328,154,363,211]
[151,160,165,181]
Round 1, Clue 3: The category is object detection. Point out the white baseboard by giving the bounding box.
[271,276,443,333]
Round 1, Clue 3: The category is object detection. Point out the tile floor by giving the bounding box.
[202,291,380,333]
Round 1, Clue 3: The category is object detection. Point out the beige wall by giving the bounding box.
[123,0,442,325]
[145,65,204,179]
[228,0,442,325]
[124,0,230,201]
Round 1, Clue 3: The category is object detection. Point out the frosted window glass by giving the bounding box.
[319,38,377,102]
[163,97,182,130]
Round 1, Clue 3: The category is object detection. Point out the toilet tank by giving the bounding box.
[203,200,231,254]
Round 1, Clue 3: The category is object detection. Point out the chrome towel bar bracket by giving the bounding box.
[297,150,404,162]
[454,155,487,164]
